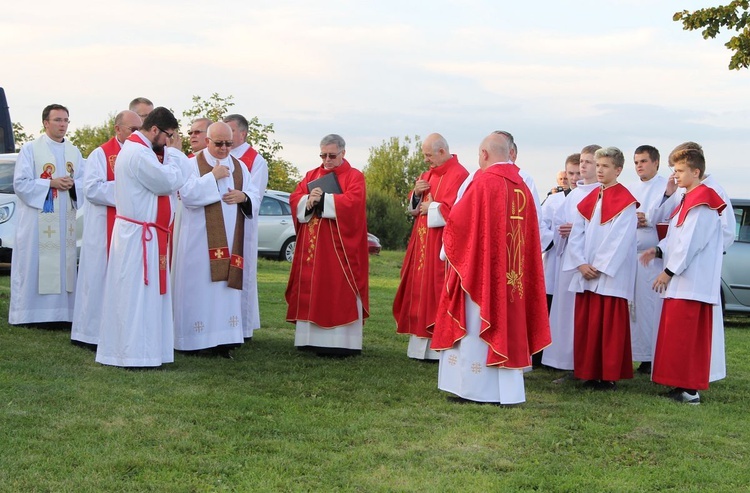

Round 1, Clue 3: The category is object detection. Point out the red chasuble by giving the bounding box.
[237,146,259,173]
[100,137,121,257]
[577,183,639,224]
[431,164,551,368]
[393,154,468,338]
[669,184,726,226]
[285,160,369,328]
[125,134,172,295]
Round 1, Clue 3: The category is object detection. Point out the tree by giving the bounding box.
[182,93,300,191]
[12,122,31,152]
[363,136,425,209]
[674,1,750,70]
[366,188,413,250]
[363,136,427,249]
[69,115,115,158]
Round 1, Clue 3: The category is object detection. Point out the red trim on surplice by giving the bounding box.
[669,183,726,227]
[393,154,468,338]
[237,146,258,173]
[430,163,551,368]
[126,134,172,294]
[577,183,639,224]
[100,137,120,257]
[285,160,369,327]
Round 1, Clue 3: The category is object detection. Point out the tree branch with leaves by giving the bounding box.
[674,1,750,70]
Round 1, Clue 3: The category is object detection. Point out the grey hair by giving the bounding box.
[320,134,346,150]
[594,146,625,168]
[427,134,449,154]
[128,97,153,110]
[223,114,249,133]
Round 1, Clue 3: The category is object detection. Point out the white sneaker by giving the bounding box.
[670,390,700,405]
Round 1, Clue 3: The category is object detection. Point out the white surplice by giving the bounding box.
[229,143,268,339]
[172,151,253,350]
[71,142,118,344]
[95,133,190,367]
[540,191,567,295]
[626,175,668,362]
[9,135,82,324]
[542,181,599,370]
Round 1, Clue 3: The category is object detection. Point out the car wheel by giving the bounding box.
[280,237,296,262]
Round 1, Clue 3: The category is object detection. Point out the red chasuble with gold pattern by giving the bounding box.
[431,163,551,368]
[285,160,369,328]
[393,155,468,338]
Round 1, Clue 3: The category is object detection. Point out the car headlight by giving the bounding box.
[0,201,14,224]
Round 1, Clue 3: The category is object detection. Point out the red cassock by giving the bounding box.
[393,155,468,338]
[285,160,370,327]
[431,164,551,368]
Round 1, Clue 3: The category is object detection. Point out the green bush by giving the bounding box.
[366,188,412,250]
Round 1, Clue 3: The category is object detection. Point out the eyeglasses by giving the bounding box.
[158,128,174,139]
[187,130,205,136]
[209,138,233,148]
[48,118,70,124]
[320,152,342,160]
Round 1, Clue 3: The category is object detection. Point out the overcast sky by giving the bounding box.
[3,0,749,196]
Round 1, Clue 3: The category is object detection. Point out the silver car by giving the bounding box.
[0,153,18,268]
[722,198,750,313]
[258,190,296,262]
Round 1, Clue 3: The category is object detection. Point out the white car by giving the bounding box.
[0,153,18,269]
[258,190,296,262]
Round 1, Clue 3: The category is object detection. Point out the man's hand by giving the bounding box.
[413,179,430,196]
[212,163,230,181]
[640,248,656,266]
[50,176,75,190]
[418,193,433,215]
[578,264,599,280]
[636,212,648,228]
[306,187,323,210]
[665,174,678,197]
[652,271,671,293]
[558,223,573,238]
[168,132,183,150]
[222,188,247,205]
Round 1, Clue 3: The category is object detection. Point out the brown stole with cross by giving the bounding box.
[196,153,245,289]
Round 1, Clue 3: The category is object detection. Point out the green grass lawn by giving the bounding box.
[1,251,749,492]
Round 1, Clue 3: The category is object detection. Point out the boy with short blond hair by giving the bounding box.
[564,146,638,390]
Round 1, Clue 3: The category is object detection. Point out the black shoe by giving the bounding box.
[636,362,652,375]
[595,380,617,391]
[582,380,600,389]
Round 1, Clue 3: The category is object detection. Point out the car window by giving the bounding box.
[260,196,283,216]
[736,206,750,243]
[0,157,15,194]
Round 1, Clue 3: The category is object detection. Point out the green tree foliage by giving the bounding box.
[363,136,425,209]
[366,188,413,250]
[363,136,426,249]
[69,115,115,158]
[674,1,750,70]
[182,93,300,191]
[12,122,31,152]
